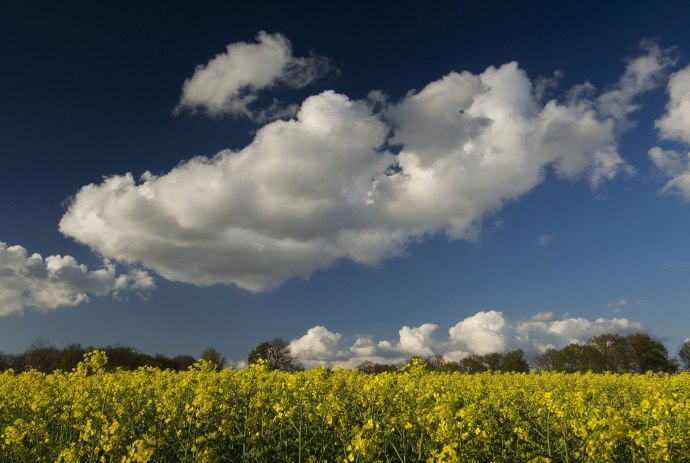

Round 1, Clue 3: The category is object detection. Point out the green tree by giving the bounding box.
[201,347,226,371]
[626,333,677,373]
[482,352,503,371]
[356,360,398,374]
[103,345,149,370]
[552,344,601,373]
[58,343,87,371]
[457,355,488,373]
[248,341,271,366]
[586,334,631,373]
[171,355,197,371]
[501,349,529,372]
[440,361,460,373]
[545,332,677,374]
[0,351,11,371]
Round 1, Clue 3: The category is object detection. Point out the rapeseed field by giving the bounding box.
[1,352,689,462]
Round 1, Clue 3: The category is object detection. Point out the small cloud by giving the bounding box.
[649,147,690,200]
[232,359,248,370]
[607,299,628,313]
[530,311,555,322]
[534,70,564,102]
[536,234,554,247]
[597,39,677,124]
[175,31,331,121]
[660,261,676,270]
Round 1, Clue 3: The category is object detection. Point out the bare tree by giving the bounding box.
[25,336,60,372]
[532,348,559,372]
[248,337,302,372]
[425,354,446,372]
[680,339,690,371]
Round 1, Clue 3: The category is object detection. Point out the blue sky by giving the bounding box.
[2,1,690,367]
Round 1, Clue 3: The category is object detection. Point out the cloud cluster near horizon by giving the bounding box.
[287,310,645,368]
[57,39,677,293]
[0,242,154,316]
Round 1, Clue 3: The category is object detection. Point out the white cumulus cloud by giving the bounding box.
[398,324,439,357]
[656,65,690,144]
[60,42,671,292]
[61,92,395,291]
[289,326,350,363]
[649,64,690,200]
[288,310,645,369]
[0,241,154,316]
[448,310,508,355]
[175,31,330,120]
[607,299,628,313]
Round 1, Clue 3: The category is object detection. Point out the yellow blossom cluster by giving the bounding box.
[1,354,689,462]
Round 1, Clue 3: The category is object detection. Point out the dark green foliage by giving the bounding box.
[442,350,529,373]
[247,341,271,366]
[0,351,11,371]
[201,347,226,371]
[626,333,677,373]
[356,360,399,374]
[0,338,209,373]
[550,333,677,373]
[0,332,680,375]
[457,355,489,373]
[501,349,530,372]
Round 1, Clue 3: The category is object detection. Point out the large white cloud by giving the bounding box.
[288,311,645,369]
[175,31,330,120]
[448,311,507,354]
[650,64,690,200]
[0,241,154,316]
[60,42,672,292]
[61,92,396,291]
[288,326,350,363]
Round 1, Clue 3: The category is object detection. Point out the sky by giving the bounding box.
[2,1,690,368]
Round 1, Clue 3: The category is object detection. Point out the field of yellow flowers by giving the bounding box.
[1,352,690,462]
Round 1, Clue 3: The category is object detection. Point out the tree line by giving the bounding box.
[532,332,681,373]
[0,338,227,373]
[2,332,689,374]
[249,333,690,374]
[355,350,532,374]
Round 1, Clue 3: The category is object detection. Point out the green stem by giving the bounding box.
[546,410,552,460]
